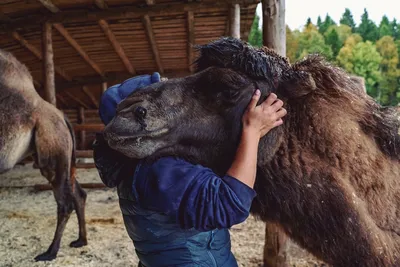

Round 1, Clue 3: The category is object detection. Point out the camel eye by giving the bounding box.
[134,106,147,119]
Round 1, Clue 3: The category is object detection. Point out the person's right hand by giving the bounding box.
[242,89,287,139]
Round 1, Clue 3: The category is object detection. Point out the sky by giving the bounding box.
[256,0,399,30]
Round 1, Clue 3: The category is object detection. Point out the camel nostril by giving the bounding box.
[134,106,147,119]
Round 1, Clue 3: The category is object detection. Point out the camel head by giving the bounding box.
[103,37,317,172]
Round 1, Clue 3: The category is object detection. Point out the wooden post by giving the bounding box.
[263,223,288,267]
[42,22,56,106]
[262,1,288,266]
[186,10,195,73]
[262,0,286,56]
[78,107,86,150]
[101,82,108,93]
[230,4,240,39]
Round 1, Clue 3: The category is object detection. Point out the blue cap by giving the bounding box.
[99,72,161,125]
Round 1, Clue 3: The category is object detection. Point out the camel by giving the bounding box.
[102,37,400,266]
[0,49,87,261]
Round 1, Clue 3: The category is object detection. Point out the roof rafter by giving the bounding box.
[65,91,89,109]
[142,0,163,74]
[53,24,105,76]
[98,20,135,74]
[0,1,258,33]
[37,0,105,77]
[38,0,60,13]
[94,0,136,75]
[94,0,108,9]
[11,31,72,81]
[82,86,99,108]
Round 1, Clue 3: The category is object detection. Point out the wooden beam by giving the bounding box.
[82,86,99,108]
[38,0,60,13]
[101,82,108,93]
[94,0,108,9]
[65,92,89,109]
[262,0,286,56]
[76,150,94,158]
[98,20,135,75]
[186,11,195,73]
[261,3,287,265]
[54,24,105,76]
[56,94,67,106]
[11,31,71,81]
[78,106,86,149]
[56,72,129,93]
[73,124,104,132]
[0,1,258,32]
[42,22,56,106]
[142,15,163,74]
[230,3,240,38]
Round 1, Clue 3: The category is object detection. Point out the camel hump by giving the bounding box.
[0,49,37,95]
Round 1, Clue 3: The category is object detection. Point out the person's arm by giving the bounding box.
[135,90,287,231]
[227,89,286,188]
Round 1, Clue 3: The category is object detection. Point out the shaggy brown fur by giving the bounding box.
[0,50,87,261]
[104,37,400,267]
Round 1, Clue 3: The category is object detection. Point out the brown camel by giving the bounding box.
[0,49,87,261]
[103,37,400,266]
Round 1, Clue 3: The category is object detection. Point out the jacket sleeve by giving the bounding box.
[135,157,257,231]
[93,132,138,188]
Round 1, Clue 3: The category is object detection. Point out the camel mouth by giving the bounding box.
[104,128,169,146]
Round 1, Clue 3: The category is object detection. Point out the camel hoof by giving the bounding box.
[69,238,87,248]
[34,252,57,261]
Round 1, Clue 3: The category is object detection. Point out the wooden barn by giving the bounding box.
[0,1,292,266]
[0,0,262,152]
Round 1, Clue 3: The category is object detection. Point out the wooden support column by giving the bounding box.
[186,10,195,73]
[261,1,287,266]
[262,0,286,56]
[230,4,240,38]
[42,22,56,106]
[101,82,108,93]
[78,107,86,150]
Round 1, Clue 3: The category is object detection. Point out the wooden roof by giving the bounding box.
[0,0,259,109]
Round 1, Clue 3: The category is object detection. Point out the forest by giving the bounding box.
[248,8,400,106]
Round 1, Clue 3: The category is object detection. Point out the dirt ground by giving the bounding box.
[0,164,325,267]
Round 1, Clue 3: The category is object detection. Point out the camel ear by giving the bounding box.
[278,70,316,98]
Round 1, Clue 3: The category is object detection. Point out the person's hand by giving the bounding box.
[242,89,287,138]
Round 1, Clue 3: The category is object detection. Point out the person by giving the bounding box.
[93,73,287,267]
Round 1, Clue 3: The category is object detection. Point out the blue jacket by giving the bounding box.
[117,157,256,267]
[97,74,257,266]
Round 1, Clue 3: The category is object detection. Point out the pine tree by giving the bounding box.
[324,27,341,57]
[319,14,336,35]
[340,8,356,32]
[306,17,312,27]
[317,16,323,30]
[356,9,379,42]
[379,15,393,38]
[390,19,399,39]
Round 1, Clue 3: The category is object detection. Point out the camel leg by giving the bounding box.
[69,180,88,248]
[34,170,74,261]
[263,222,288,267]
